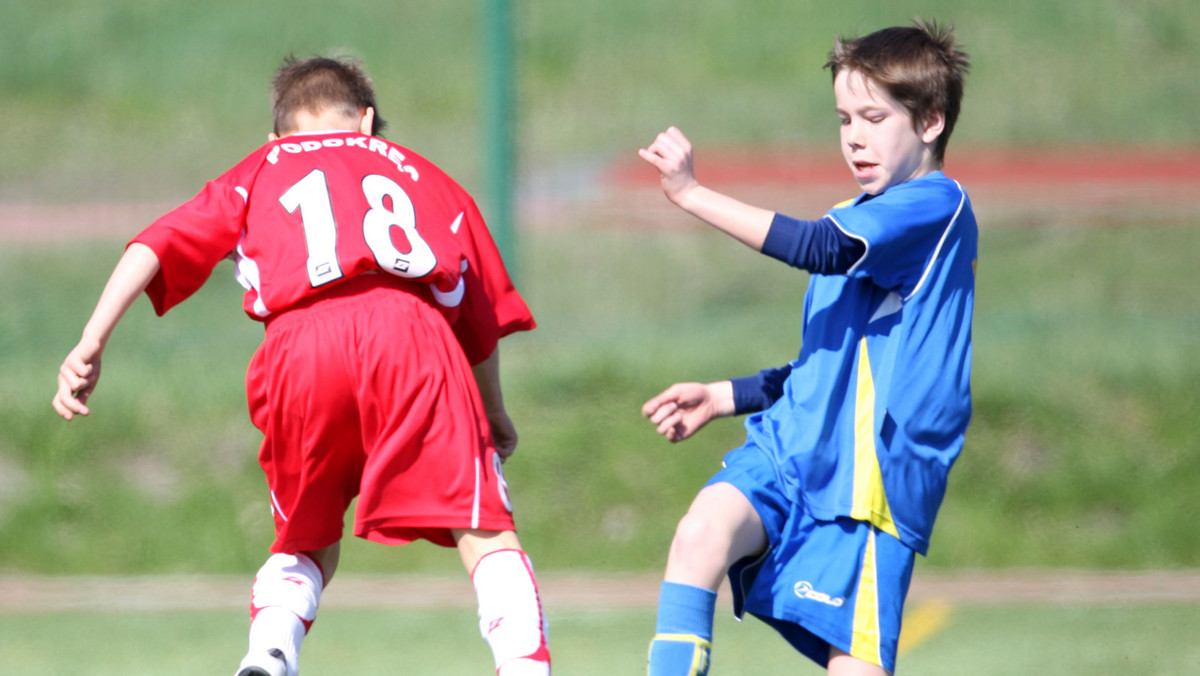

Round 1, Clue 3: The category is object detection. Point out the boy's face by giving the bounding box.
[834,69,943,195]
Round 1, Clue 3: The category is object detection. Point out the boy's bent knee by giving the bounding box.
[670,512,729,562]
[665,515,734,589]
[666,495,765,589]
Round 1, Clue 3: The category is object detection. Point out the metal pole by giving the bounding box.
[480,0,517,273]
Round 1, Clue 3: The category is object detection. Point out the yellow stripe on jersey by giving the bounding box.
[851,338,901,539]
[850,527,883,666]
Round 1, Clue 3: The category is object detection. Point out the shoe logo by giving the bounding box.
[488,617,504,633]
[282,576,306,587]
[793,581,845,608]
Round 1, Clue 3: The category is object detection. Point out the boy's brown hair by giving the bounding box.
[271,55,388,137]
[825,20,969,165]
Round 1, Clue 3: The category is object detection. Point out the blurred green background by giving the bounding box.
[2,0,1198,577]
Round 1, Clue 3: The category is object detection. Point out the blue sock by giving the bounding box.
[647,581,717,676]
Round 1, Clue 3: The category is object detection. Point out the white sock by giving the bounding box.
[472,549,551,675]
[247,607,304,675]
[247,553,324,676]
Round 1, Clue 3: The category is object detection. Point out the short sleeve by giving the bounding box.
[445,196,536,364]
[130,175,250,316]
[826,176,966,297]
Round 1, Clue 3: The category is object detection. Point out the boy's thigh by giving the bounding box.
[706,442,792,546]
[249,310,367,553]
[351,299,514,545]
[249,288,503,552]
[666,482,767,587]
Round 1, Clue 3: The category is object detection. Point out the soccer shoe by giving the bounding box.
[234,648,288,676]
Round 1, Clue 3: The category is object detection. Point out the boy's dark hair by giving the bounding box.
[271,55,388,137]
[825,19,969,165]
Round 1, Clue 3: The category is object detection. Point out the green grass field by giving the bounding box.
[2,601,1198,674]
[2,2,1199,673]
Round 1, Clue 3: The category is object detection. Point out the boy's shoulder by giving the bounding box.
[825,171,975,252]
[831,172,967,219]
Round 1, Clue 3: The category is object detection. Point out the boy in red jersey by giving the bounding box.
[53,55,550,676]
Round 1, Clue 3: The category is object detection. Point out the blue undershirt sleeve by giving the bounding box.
[761,213,866,274]
[730,365,791,415]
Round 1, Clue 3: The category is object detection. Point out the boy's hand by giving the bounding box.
[642,381,734,443]
[638,126,700,207]
[52,337,104,421]
[50,242,161,422]
[486,407,519,461]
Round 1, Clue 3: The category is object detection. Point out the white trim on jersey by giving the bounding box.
[431,276,466,308]
[828,215,872,276]
[903,182,967,302]
[234,240,271,317]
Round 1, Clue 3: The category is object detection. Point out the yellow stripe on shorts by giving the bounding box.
[850,527,883,666]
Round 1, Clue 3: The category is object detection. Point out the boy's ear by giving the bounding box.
[920,109,946,145]
[359,107,375,136]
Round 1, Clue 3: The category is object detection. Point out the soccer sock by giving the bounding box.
[471,549,551,676]
[246,552,325,676]
[246,607,304,675]
[647,581,717,676]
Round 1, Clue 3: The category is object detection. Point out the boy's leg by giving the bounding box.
[455,529,551,676]
[237,543,338,676]
[829,647,892,676]
[649,482,767,676]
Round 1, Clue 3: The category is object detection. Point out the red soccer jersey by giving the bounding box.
[132,131,534,363]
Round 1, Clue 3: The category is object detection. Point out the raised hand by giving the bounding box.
[638,126,700,207]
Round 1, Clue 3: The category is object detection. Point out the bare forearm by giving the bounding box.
[674,185,775,252]
[82,243,161,347]
[639,127,776,251]
[53,242,161,420]
[471,347,521,458]
[471,347,505,414]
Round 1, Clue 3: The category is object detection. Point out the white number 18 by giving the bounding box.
[279,169,437,287]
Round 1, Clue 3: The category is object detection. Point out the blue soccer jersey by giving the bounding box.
[743,171,976,555]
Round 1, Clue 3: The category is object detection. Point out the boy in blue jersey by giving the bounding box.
[637,21,974,676]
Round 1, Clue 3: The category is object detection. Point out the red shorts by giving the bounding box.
[245,275,516,553]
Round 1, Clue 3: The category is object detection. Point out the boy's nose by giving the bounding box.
[844,124,865,150]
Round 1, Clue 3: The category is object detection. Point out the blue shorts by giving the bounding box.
[708,442,916,674]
